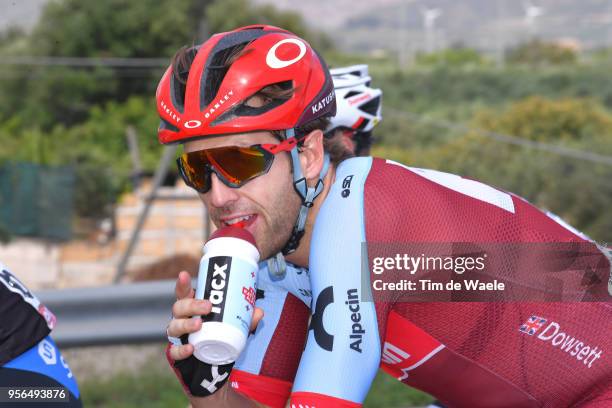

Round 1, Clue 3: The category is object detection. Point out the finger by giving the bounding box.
[250,306,264,333]
[169,343,194,361]
[172,298,211,319]
[167,316,202,338]
[175,271,194,300]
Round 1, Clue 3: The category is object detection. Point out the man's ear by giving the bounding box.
[299,129,325,182]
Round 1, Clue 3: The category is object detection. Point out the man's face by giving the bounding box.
[183,131,301,259]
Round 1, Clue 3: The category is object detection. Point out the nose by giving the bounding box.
[207,173,240,208]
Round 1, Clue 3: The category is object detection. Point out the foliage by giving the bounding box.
[397,97,612,243]
[473,96,612,143]
[375,65,612,113]
[79,357,188,408]
[0,0,333,226]
[1,0,610,243]
[58,97,162,219]
[78,359,430,408]
[0,96,161,220]
[586,46,612,66]
[372,65,612,150]
[30,0,207,59]
[0,0,201,129]
[505,39,578,67]
[415,47,489,68]
[0,0,328,131]
[0,26,25,49]
[364,371,433,407]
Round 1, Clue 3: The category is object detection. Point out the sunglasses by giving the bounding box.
[177,137,299,193]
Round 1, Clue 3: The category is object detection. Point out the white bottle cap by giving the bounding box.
[189,321,247,365]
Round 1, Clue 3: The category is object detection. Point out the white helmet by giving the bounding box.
[325,64,383,136]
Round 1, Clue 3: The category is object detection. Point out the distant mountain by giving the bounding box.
[253,0,403,29]
[4,0,612,55]
[255,0,612,54]
[0,0,47,32]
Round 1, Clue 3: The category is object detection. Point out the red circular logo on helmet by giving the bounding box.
[266,39,307,69]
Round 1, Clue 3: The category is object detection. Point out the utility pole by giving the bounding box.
[125,126,142,190]
[398,2,408,68]
[422,7,443,54]
[495,0,506,67]
[523,1,544,39]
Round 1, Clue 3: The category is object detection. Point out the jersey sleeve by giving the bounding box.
[232,262,310,408]
[2,335,81,403]
[0,263,80,405]
[0,263,56,366]
[290,157,381,407]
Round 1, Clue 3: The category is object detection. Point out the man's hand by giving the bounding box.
[166,271,265,407]
[167,271,264,361]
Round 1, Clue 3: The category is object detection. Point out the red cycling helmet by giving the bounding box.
[156,25,336,144]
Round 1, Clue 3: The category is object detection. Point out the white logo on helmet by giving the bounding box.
[184,120,202,129]
[266,39,306,69]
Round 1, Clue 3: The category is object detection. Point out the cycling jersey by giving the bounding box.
[0,264,55,365]
[0,263,82,407]
[283,157,611,408]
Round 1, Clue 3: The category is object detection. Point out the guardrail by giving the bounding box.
[38,280,178,348]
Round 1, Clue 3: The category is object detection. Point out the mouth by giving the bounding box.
[221,214,257,228]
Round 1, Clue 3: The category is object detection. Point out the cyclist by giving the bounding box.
[165,62,384,407]
[0,262,82,407]
[160,25,611,407]
[324,64,382,157]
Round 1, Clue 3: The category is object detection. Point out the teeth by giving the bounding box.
[225,215,252,225]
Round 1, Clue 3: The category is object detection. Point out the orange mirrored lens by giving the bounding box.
[179,154,209,191]
[179,146,271,192]
[211,146,268,183]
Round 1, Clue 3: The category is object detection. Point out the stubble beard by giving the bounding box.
[204,180,302,261]
[258,183,302,260]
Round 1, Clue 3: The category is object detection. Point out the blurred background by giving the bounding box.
[0,0,611,406]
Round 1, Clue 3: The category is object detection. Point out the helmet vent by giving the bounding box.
[210,80,293,126]
[239,26,265,31]
[159,119,179,132]
[202,42,250,108]
[171,46,199,113]
[359,96,380,116]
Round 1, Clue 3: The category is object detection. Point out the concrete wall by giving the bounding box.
[0,181,208,289]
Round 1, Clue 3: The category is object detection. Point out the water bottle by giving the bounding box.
[189,226,260,365]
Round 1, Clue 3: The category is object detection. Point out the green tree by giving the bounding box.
[0,0,333,229]
[505,39,577,67]
[0,0,209,129]
[31,0,206,58]
[0,96,160,220]
[427,97,612,242]
[415,47,489,68]
[0,0,331,130]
